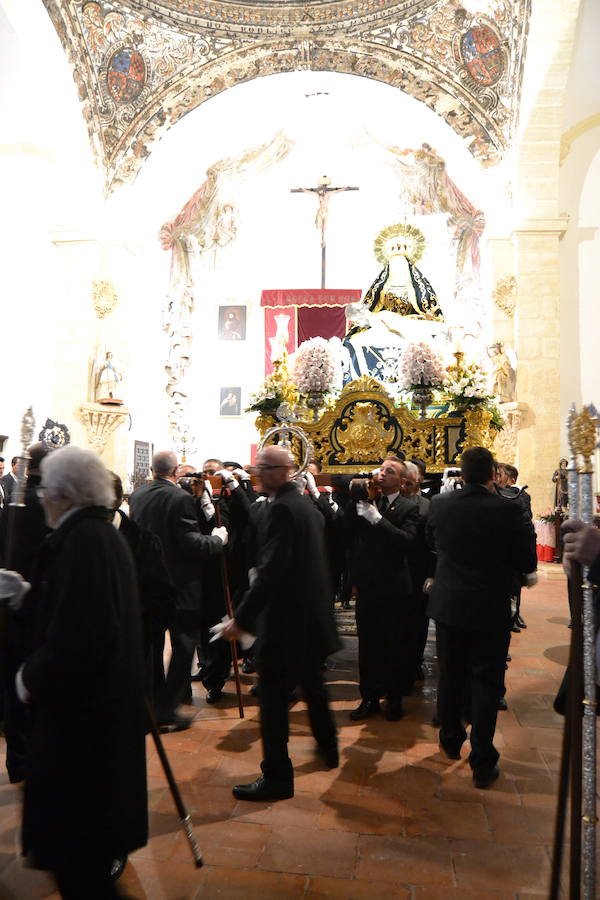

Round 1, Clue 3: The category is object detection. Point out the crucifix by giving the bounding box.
[291,176,359,288]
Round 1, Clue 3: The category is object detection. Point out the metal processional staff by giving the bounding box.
[550,403,599,900]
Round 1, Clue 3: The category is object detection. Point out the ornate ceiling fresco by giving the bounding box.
[43,0,530,192]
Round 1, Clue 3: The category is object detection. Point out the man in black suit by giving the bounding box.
[402,461,434,686]
[427,446,537,788]
[221,445,340,802]
[0,457,18,504]
[129,450,228,732]
[346,457,419,721]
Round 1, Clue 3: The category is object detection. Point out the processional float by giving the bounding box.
[550,404,599,900]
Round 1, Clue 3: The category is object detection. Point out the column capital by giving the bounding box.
[512,216,570,238]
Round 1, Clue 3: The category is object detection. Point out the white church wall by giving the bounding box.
[559,0,600,448]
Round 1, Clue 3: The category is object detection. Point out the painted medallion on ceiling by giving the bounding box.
[106,48,147,102]
[459,24,504,86]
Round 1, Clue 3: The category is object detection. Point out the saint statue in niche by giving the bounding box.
[343,223,446,383]
[94,351,124,405]
[488,342,516,402]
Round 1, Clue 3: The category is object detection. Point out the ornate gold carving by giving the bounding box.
[493,275,516,317]
[337,403,392,463]
[92,280,118,319]
[78,403,129,455]
[462,406,496,456]
[569,405,598,474]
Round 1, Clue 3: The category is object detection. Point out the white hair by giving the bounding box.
[40,446,115,508]
[152,450,178,477]
[404,461,419,480]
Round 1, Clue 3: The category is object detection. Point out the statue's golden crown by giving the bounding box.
[374,223,426,266]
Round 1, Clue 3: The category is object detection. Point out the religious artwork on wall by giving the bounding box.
[219,387,242,417]
[39,418,70,450]
[93,351,124,405]
[218,305,246,341]
[133,440,152,488]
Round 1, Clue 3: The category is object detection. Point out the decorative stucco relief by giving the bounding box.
[42,0,530,191]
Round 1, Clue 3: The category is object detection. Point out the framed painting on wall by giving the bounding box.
[220,387,242,417]
[218,305,246,341]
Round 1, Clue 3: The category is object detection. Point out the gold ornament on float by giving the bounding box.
[374,223,426,266]
[569,405,598,475]
[92,280,118,319]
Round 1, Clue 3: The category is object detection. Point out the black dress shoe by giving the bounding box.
[349,699,380,721]
[497,697,508,711]
[473,765,500,789]
[385,701,404,721]
[317,744,339,769]
[515,615,527,629]
[158,712,193,733]
[511,623,521,633]
[190,673,204,682]
[205,688,223,704]
[440,743,461,760]
[506,654,511,662]
[232,775,294,802]
[241,658,255,674]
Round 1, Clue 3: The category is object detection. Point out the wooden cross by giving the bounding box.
[291,176,359,288]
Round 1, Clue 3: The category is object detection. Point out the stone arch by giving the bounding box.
[108,40,505,191]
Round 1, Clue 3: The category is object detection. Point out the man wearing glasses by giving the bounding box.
[221,445,340,801]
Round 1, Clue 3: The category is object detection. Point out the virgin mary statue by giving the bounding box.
[343,223,446,384]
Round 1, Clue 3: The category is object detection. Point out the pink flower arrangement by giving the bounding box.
[398,342,447,391]
[292,338,337,393]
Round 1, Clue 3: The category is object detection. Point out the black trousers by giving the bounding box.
[155,609,201,721]
[259,663,337,783]
[436,621,510,771]
[355,590,413,702]
[54,856,123,899]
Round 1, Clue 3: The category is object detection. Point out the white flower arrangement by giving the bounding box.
[291,337,338,394]
[246,374,286,412]
[446,362,489,403]
[397,342,447,391]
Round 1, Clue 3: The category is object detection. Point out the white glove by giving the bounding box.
[356,500,382,526]
[203,478,213,497]
[200,494,216,520]
[215,468,238,489]
[305,471,320,499]
[211,525,228,546]
[293,474,307,494]
[0,569,31,611]
[233,468,250,482]
[524,571,538,588]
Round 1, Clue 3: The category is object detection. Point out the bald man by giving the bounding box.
[222,445,340,801]
[129,450,228,732]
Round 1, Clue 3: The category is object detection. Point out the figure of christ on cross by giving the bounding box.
[291,176,359,288]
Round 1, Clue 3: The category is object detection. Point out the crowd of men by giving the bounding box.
[1,439,597,897]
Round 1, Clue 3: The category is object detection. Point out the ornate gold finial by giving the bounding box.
[493,275,517,317]
[374,223,426,266]
[92,280,118,319]
[571,405,598,474]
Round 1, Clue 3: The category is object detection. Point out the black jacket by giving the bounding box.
[426,483,538,632]
[21,507,148,869]
[345,493,418,597]
[129,478,223,611]
[235,482,340,684]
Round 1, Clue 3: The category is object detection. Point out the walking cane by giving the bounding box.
[213,495,245,719]
[145,697,203,867]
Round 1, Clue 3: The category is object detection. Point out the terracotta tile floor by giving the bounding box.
[0,565,585,899]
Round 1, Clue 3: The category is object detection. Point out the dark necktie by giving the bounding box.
[378,495,389,513]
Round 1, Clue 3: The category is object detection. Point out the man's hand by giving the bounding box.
[221,618,244,641]
[233,468,250,482]
[0,569,31,610]
[215,468,238,489]
[356,500,382,526]
[305,471,320,500]
[212,525,228,546]
[562,520,600,575]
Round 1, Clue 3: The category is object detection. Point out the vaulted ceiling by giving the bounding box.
[43,0,530,192]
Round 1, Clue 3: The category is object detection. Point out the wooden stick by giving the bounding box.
[145,697,203,868]
[214,501,245,719]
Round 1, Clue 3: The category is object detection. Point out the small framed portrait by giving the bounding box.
[220,387,242,417]
[218,305,246,341]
